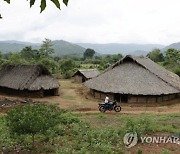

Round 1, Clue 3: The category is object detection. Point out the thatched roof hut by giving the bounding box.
[84,55,180,102]
[72,69,100,83]
[0,64,60,97]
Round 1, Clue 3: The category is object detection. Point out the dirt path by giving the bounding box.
[0,79,180,114]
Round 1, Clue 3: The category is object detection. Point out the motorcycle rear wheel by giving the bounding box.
[99,106,106,112]
[114,106,121,112]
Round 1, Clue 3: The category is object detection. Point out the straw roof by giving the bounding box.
[72,69,100,79]
[84,55,180,95]
[0,64,59,91]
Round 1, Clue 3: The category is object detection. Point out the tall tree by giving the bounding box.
[84,48,96,59]
[39,38,55,57]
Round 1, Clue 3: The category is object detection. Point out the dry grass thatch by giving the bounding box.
[84,55,180,95]
[0,64,60,91]
[72,69,100,79]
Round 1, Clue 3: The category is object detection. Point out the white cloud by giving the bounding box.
[1,0,180,45]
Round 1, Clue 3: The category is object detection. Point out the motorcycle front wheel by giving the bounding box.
[99,106,106,112]
[114,106,121,112]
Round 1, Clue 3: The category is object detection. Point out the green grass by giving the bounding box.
[62,95,76,100]
[79,113,180,134]
[0,112,180,153]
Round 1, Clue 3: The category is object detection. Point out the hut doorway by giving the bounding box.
[82,78,86,83]
[114,94,128,103]
[44,89,55,96]
[114,93,120,102]
[121,94,128,102]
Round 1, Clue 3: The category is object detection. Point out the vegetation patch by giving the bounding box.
[0,104,179,154]
[62,95,76,100]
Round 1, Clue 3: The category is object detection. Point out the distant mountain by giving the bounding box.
[52,40,85,56]
[1,40,40,45]
[0,41,40,53]
[162,42,180,51]
[0,40,169,56]
[0,40,86,56]
[77,43,165,55]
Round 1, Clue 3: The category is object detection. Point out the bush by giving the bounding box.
[6,104,61,147]
[59,59,78,78]
[0,116,16,150]
[125,118,153,139]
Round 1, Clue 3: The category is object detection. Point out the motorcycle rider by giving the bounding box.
[104,94,110,109]
[105,94,110,104]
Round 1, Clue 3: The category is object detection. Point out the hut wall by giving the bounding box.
[94,91,101,99]
[137,96,147,103]
[100,93,106,100]
[74,75,83,83]
[162,95,169,101]
[0,86,59,98]
[108,94,114,101]
[157,96,163,102]
[54,88,59,96]
[128,96,138,103]
[90,89,179,103]
[168,94,176,100]
[93,90,114,101]
[90,89,95,97]
[147,97,157,103]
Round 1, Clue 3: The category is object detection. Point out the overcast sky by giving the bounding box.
[1,0,180,45]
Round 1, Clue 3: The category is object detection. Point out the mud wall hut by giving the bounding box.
[84,55,180,103]
[0,64,60,97]
[72,69,100,83]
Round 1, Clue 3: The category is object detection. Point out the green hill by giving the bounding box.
[0,41,39,53]
[0,40,86,56]
[162,42,180,51]
[52,40,85,56]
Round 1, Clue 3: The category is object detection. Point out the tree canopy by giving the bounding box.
[146,48,180,76]
[39,38,55,57]
[3,0,69,12]
[147,48,164,62]
[84,48,96,59]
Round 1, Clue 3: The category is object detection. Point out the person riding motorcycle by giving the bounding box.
[104,94,109,103]
[99,95,121,112]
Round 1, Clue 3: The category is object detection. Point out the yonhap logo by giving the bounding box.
[123,132,138,148]
[123,132,180,148]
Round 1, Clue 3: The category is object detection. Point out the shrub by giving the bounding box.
[125,118,153,139]
[6,104,61,147]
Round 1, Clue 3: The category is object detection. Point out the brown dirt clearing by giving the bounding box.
[0,79,179,115]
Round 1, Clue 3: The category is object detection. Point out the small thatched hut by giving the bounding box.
[72,69,100,83]
[0,64,60,97]
[84,55,180,103]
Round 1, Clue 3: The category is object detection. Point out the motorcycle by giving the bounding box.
[98,101,121,112]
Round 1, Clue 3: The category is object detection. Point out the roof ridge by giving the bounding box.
[129,56,180,91]
[134,60,180,91]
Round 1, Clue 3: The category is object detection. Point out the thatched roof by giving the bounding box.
[72,69,100,79]
[0,64,59,91]
[84,55,180,95]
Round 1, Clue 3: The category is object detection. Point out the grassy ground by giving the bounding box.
[79,113,180,154]
[0,112,179,154]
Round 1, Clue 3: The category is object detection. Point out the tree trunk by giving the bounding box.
[32,134,35,148]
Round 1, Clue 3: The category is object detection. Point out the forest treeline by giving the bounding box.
[0,39,179,78]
